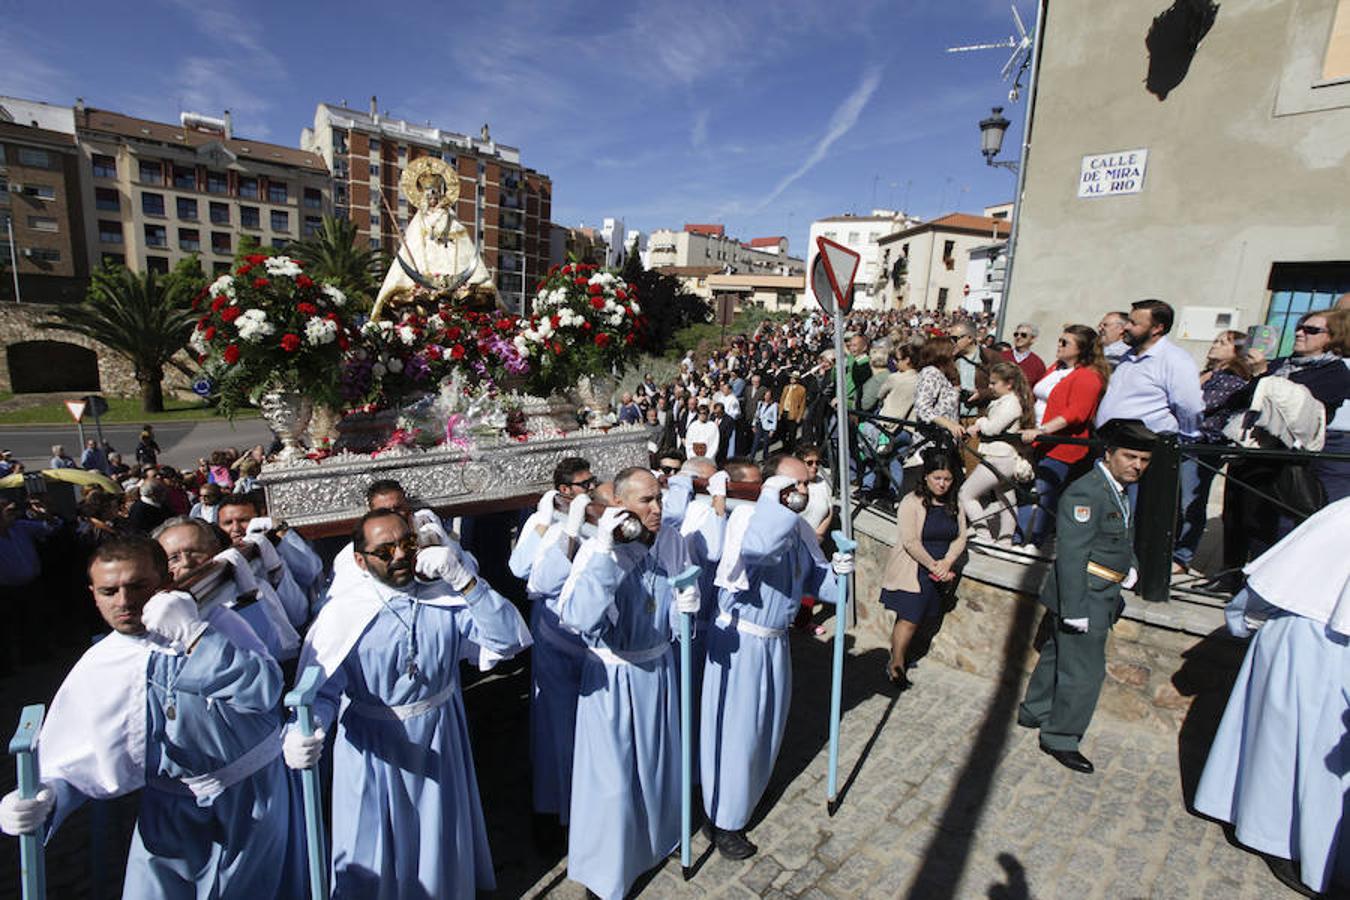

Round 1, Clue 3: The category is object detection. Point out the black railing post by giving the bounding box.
[1136,434,1181,603]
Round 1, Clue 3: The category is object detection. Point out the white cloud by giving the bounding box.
[755,65,883,211]
[0,27,78,104]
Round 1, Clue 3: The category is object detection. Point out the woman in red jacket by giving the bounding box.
[1014,324,1110,548]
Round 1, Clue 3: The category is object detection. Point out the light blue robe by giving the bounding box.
[309,577,530,899]
[1195,588,1350,894]
[701,500,836,831]
[561,540,682,900]
[46,626,303,899]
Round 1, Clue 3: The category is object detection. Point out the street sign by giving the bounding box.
[811,256,836,315]
[64,400,86,423]
[814,237,860,313]
[192,378,213,398]
[82,395,109,417]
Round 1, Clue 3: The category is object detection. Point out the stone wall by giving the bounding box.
[850,521,1248,736]
[0,303,195,397]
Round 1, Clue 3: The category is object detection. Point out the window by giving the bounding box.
[95,187,120,211]
[209,202,230,225]
[27,216,58,232]
[369,139,380,153]
[369,236,381,248]
[270,210,289,232]
[267,181,288,203]
[847,231,860,244]
[942,239,956,259]
[211,231,231,254]
[146,256,170,274]
[1326,0,1350,80]
[91,153,115,177]
[212,260,231,275]
[30,247,61,262]
[238,177,258,199]
[332,130,348,154]
[173,166,196,190]
[1265,263,1350,356]
[18,147,53,168]
[206,171,227,194]
[937,287,949,311]
[303,187,322,209]
[98,220,123,244]
[177,197,198,220]
[179,228,200,252]
[144,224,167,247]
[370,163,380,177]
[139,160,162,184]
[303,215,321,237]
[271,237,288,250]
[142,192,165,216]
[240,205,260,229]
[20,184,55,200]
[335,206,348,220]
[441,150,456,165]
[397,145,407,159]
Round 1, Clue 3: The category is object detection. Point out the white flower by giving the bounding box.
[208,275,236,300]
[189,328,209,355]
[387,357,404,374]
[397,325,417,346]
[513,335,530,355]
[629,301,641,314]
[304,317,337,346]
[235,308,275,343]
[321,284,347,307]
[264,256,303,279]
[537,319,554,338]
[427,313,445,332]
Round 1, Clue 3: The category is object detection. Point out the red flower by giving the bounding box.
[550,315,560,328]
[191,296,201,311]
[594,333,611,348]
[237,263,254,276]
[210,296,226,313]
[627,283,637,293]
[426,345,443,360]
[253,278,269,289]
[588,283,602,295]
[574,277,587,287]
[296,275,314,289]
[446,325,463,340]
[450,344,465,360]
[495,318,513,331]
[625,333,636,345]
[552,342,564,354]
[616,289,627,301]
[581,322,592,331]
[337,335,350,351]
[297,302,318,316]
[246,254,268,265]
[477,326,492,340]
[280,333,301,353]
[590,296,605,310]
[223,344,240,365]
[197,315,210,329]
[204,326,216,341]
[561,264,572,275]
[220,306,242,323]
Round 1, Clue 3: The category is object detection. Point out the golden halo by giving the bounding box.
[399,156,459,210]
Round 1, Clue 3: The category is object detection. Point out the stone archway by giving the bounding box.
[7,340,101,393]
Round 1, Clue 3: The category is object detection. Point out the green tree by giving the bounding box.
[620,236,643,285]
[287,216,385,310]
[40,267,197,412]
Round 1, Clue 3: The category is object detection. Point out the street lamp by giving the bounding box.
[979,107,1018,173]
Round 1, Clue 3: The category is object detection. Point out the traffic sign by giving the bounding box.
[82,395,109,417]
[192,378,213,398]
[64,400,86,423]
[811,256,836,315]
[813,237,860,314]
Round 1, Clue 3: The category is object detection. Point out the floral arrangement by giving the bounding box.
[191,253,352,415]
[514,263,648,397]
[339,303,527,411]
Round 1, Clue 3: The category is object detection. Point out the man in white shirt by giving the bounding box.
[685,403,721,460]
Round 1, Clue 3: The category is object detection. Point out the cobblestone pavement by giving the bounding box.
[0,617,1302,899]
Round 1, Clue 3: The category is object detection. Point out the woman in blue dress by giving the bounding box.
[878,450,968,688]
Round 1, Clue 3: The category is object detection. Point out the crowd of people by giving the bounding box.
[0,292,1346,898]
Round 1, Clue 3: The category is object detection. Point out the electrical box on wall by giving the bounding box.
[1176,307,1241,341]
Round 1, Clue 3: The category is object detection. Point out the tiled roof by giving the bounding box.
[880,212,1010,243]
[684,223,725,236]
[748,236,785,247]
[78,108,328,172]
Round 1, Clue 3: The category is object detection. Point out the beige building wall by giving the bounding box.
[1006,0,1350,362]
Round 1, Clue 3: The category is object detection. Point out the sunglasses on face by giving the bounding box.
[803,458,820,466]
[569,477,598,489]
[659,464,681,474]
[358,536,419,563]
[1295,324,1328,335]
[1013,332,1031,338]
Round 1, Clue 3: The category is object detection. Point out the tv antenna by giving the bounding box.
[946,4,1034,102]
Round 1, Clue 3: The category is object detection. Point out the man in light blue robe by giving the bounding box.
[0,535,304,899]
[218,496,312,630]
[1195,497,1350,896]
[287,509,531,899]
[700,454,850,859]
[560,467,693,900]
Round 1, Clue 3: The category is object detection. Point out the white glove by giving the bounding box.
[213,547,258,594]
[595,507,633,551]
[1122,567,1138,590]
[1062,617,1090,633]
[245,516,273,536]
[831,552,855,576]
[564,494,590,539]
[243,530,283,581]
[674,583,700,614]
[414,545,475,591]
[142,590,207,649]
[0,786,54,836]
[760,475,797,505]
[412,509,449,547]
[708,471,730,498]
[536,489,559,519]
[283,728,325,770]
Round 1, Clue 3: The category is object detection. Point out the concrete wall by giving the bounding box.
[1006,0,1350,361]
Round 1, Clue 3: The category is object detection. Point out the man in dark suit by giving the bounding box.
[1018,419,1157,774]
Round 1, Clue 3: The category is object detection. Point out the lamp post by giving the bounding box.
[979,107,1018,173]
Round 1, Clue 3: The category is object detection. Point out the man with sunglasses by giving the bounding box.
[1002,321,1047,387]
[509,457,595,582]
[287,508,531,897]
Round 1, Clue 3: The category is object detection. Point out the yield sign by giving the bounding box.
[64,400,87,423]
[813,236,860,314]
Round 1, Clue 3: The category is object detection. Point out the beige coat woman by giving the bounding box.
[881,492,968,593]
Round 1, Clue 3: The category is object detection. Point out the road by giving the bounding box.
[0,418,274,472]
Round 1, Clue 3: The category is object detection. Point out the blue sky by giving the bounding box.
[5,0,1030,254]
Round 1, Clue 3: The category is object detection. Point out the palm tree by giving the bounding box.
[41,267,197,412]
[287,216,385,310]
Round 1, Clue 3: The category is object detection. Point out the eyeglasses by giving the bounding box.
[357,536,419,563]
[659,464,681,474]
[568,477,597,489]
[1013,331,1031,338]
[803,459,820,466]
[1295,324,1328,335]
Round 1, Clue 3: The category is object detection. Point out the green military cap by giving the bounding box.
[1098,418,1158,451]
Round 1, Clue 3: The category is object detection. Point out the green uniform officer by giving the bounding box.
[1018,418,1157,773]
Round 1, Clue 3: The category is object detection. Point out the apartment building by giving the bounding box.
[877,213,1009,312]
[303,100,553,311]
[646,224,805,276]
[806,210,920,310]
